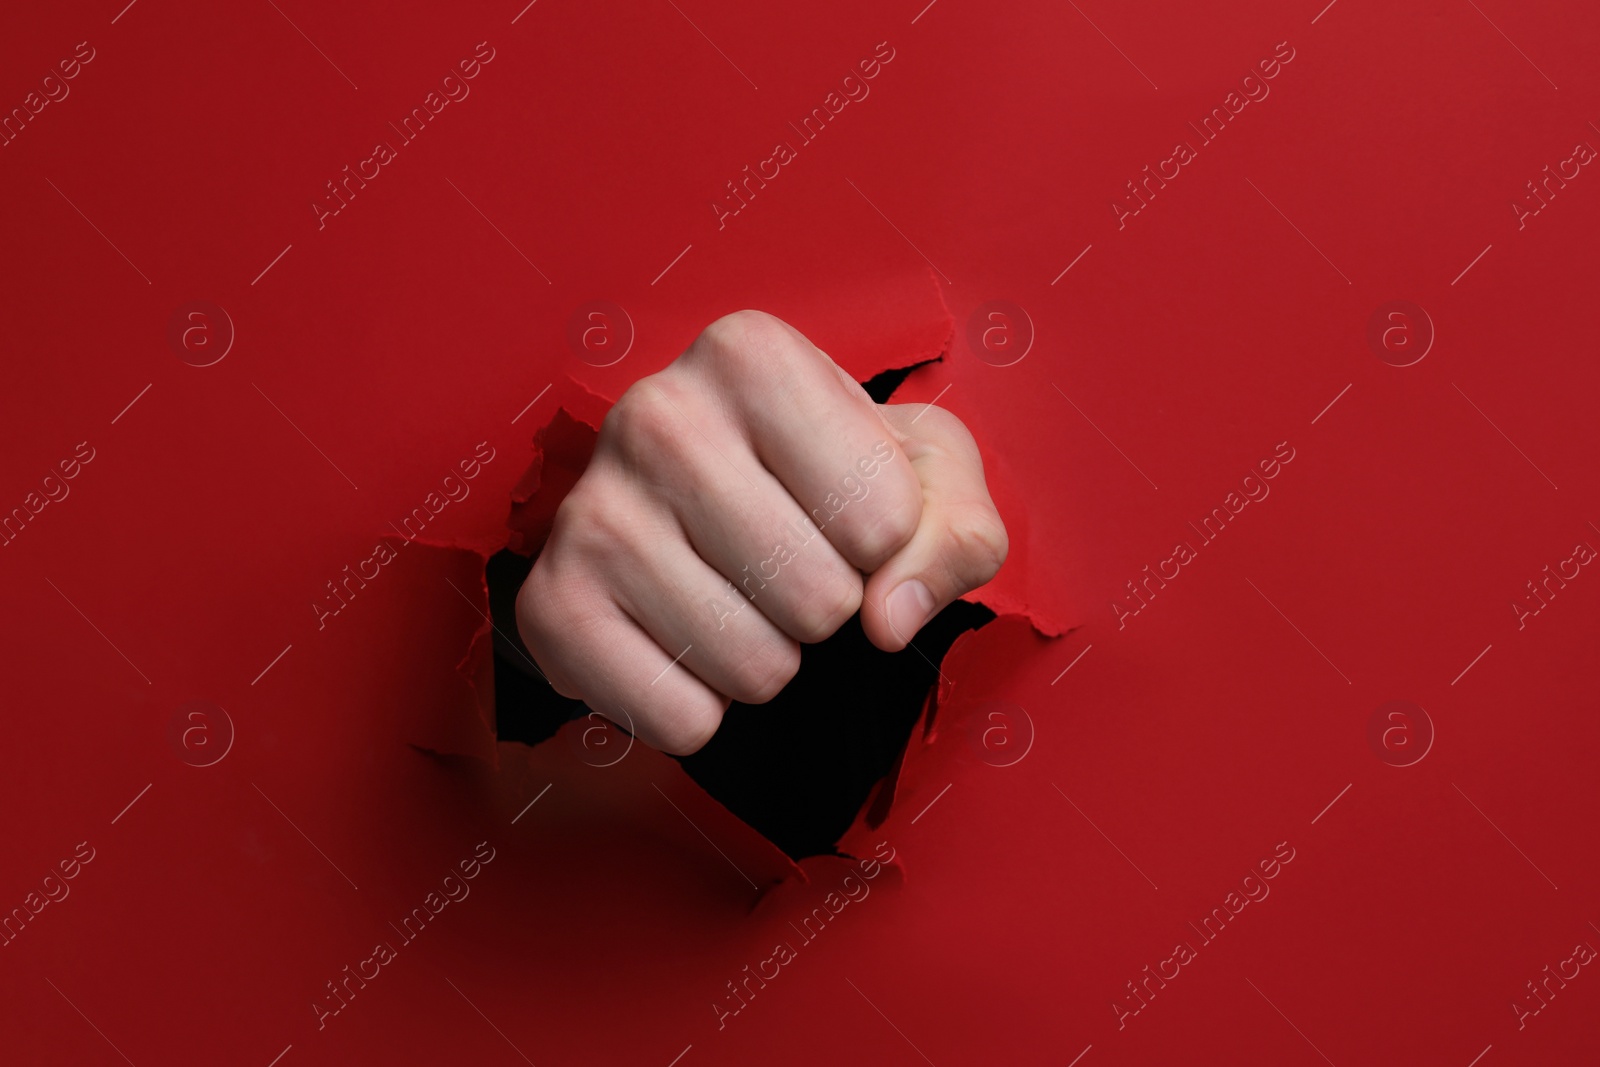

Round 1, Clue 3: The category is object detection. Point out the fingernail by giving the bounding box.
[886,580,936,644]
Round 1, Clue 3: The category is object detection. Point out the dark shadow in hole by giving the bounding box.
[860,357,940,405]
[490,546,991,859]
[673,600,993,859]
[488,558,994,860]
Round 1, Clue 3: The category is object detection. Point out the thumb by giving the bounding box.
[861,401,1008,653]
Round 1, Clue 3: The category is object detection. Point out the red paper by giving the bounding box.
[3,1,1597,1064]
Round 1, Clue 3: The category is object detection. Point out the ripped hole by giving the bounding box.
[487,357,998,860]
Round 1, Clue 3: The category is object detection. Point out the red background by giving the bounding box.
[2,0,1597,1064]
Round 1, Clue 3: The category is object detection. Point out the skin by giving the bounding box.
[515,310,1008,754]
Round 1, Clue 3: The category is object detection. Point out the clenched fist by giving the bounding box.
[516,311,1007,754]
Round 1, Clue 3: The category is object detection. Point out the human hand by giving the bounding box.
[516,311,1007,754]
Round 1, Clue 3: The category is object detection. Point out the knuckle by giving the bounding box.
[553,487,625,566]
[521,500,636,631]
[789,576,861,644]
[601,377,680,470]
[699,308,784,350]
[851,490,922,570]
[945,502,1009,586]
[693,310,803,378]
[514,568,585,697]
[655,699,725,755]
[899,403,981,459]
[915,403,972,442]
[598,378,645,439]
[730,638,801,704]
[555,468,666,576]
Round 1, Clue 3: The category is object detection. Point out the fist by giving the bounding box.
[516,311,1007,754]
